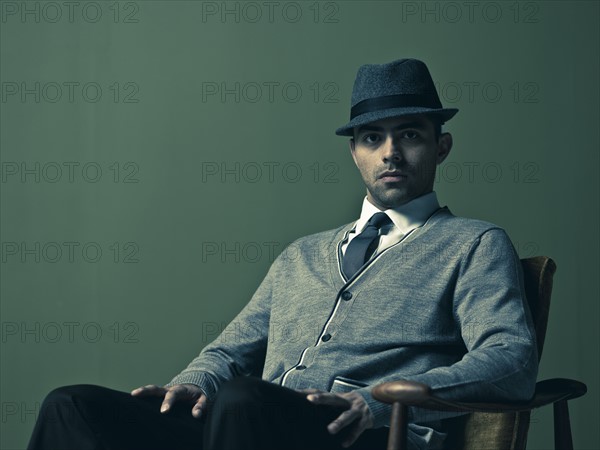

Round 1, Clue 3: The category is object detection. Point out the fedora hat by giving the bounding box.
[335,58,458,136]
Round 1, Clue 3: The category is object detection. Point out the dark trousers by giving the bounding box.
[27,376,390,450]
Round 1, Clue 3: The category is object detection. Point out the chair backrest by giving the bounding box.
[444,256,557,450]
[521,256,556,360]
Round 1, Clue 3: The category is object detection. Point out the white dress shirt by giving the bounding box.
[341,191,441,257]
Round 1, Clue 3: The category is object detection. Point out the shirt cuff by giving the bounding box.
[356,386,393,429]
[164,370,217,400]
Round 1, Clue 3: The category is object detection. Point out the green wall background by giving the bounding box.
[1,1,598,448]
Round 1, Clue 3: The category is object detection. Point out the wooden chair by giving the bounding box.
[372,256,587,450]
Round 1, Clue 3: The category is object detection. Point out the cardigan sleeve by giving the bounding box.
[356,228,539,427]
[163,254,281,401]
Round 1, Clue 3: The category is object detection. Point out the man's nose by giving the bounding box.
[381,136,403,162]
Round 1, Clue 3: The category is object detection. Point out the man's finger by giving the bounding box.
[307,393,350,408]
[160,387,185,413]
[341,426,362,449]
[327,408,358,434]
[341,414,370,448]
[296,388,322,394]
[191,395,207,419]
[130,385,166,397]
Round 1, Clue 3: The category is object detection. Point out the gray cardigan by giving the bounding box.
[166,207,538,447]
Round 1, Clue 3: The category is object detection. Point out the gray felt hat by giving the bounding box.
[335,58,458,136]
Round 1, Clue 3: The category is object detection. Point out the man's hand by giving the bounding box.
[297,389,374,448]
[131,384,207,419]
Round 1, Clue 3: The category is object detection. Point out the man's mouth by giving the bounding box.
[378,171,407,182]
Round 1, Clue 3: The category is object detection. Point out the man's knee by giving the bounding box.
[40,384,131,425]
[44,384,102,402]
[211,377,310,425]
[43,384,111,407]
[41,385,94,412]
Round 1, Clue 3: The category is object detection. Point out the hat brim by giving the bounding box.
[335,107,459,136]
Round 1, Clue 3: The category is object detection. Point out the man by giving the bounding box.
[27,59,538,450]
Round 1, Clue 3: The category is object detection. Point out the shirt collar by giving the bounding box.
[354,191,441,235]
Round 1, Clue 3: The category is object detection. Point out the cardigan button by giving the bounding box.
[321,333,332,342]
[341,291,352,301]
[296,365,307,370]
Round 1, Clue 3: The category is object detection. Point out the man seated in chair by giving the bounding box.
[28,59,538,450]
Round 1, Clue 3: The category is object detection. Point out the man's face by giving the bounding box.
[350,115,452,210]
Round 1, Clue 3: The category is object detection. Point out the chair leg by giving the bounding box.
[387,402,408,450]
[553,399,573,450]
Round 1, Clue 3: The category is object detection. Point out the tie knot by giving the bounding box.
[367,212,391,230]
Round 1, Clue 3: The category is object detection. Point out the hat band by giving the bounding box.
[350,93,442,120]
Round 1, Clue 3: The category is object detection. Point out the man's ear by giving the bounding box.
[349,138,358,166]
[436,133,453,164]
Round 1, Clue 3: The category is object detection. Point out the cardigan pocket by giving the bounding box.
[330,376,368,394]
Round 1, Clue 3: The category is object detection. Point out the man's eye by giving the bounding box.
[400,130,419,140]
[363,134,380,144]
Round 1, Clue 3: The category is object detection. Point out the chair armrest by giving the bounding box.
[371,378,587,413]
